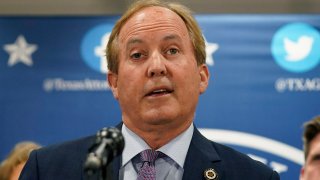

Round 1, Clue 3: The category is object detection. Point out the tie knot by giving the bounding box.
[140,149,159,163]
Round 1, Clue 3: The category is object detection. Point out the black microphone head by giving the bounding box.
[84,127,125,174]
[97,127,125,158]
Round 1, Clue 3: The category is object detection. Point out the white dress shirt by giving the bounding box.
[119,123,194,180]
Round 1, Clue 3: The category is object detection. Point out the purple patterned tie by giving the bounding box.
[137,149,159,180]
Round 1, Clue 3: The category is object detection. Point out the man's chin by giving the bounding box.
[145,116,173,125]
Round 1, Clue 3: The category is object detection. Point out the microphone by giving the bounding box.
[84,127,124,176]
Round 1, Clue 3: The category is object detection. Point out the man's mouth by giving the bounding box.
[146,88,174,96]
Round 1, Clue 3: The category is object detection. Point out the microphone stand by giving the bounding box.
[84,127,124,180]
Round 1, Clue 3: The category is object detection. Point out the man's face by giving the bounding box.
[300,133,320,180]
[108,6,209,133]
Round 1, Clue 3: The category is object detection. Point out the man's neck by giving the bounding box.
[123,120,193,149]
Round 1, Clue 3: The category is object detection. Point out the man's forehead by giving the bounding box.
[124,6,180,28]
[118,6,188,40]
[309,134,320,153]
[126,34,183,45]
[132,6,177,20]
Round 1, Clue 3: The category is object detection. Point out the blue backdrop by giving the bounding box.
[1,15,320,179]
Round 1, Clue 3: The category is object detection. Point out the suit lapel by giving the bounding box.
[111,123,123,180]
[110,123,223,180]
[182,127,222,180]
[110,155,121,180]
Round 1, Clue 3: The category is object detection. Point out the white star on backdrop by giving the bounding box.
[3,35,38,67]
[205,40,219,66]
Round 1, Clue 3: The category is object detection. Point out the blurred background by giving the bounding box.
[0,0,319,15]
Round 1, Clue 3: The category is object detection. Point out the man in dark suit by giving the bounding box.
[20,125,278,179]
[20,0,279,179]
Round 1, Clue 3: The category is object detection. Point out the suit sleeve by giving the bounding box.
[269,170,280,180]
[19,150,39,180]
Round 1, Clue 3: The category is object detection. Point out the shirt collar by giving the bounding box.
[121,123,194,168]
[121,124,149,167]
[157,124,194,168]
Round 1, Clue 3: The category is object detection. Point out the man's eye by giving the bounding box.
[130,53,142,59]
[166,48,179,55]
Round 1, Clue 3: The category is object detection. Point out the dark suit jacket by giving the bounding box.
[19,126,279,180]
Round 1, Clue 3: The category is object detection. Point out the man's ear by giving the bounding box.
[107,72,119,100]
[199,64,209,94]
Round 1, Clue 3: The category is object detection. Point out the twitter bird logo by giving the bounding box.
[284,36,313,62]
[271,23,320,73]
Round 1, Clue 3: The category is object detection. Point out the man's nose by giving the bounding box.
[147,52,167,77]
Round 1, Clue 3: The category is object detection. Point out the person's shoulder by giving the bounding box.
[35,135,95,161]
[213,142,263,166]
[212,141,279,179]
[189,128,279,179]
[20,135,96,179]
[194,128,273,173]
